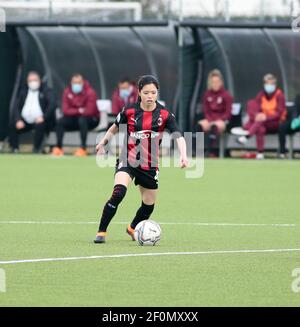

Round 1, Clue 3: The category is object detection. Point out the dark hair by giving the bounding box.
[119,76,131,84]
[137,75,159,91]
[71,73,84,80]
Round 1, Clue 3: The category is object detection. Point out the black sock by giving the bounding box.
[98,184,127,232]
[130,202,154,229]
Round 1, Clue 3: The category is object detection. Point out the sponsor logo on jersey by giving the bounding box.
[130,130,160,139]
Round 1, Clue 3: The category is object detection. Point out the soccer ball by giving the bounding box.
[134,220,162,246]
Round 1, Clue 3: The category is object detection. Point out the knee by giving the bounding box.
[199,120,210,132]
[215,122,226,133]
[142,190,156,206]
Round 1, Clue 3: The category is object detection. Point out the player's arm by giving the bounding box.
[96,108,127,155]
[96,123,119,155]
[176,136,189,169]
[166,112,188,169]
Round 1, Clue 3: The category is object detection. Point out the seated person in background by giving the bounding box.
[278,93,300,158]
[197,69,232,156]
[52,73,99,157]
[9,71,56,153]
[232,74,286,160]
[111,77,138,115]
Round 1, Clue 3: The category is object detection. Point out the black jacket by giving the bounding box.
[12,83,56,124]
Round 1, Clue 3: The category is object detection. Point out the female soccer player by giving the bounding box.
[94,75,188,243]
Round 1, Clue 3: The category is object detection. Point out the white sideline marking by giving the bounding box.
[0,220,296,227]
[1,248,300,265]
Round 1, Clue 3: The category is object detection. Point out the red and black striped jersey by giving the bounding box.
[114,101,182,170]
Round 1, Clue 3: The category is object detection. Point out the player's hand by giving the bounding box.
[16,120,25,130]
[79,108,85,114]
[96,142,107,155]
[180,155,189,169]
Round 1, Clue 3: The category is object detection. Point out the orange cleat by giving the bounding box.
[126,225,136,241]
[74,148,88,157]
[51,147,64,156]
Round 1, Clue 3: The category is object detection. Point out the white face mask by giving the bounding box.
[264,84,276,94]
[28,81,40,91]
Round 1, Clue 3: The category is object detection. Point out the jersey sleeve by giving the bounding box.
[114,107,127,127]
[165,112,183,137]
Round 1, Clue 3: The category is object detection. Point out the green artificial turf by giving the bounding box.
[0,154,300,306]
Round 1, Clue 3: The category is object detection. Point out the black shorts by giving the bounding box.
[115,159,159,190]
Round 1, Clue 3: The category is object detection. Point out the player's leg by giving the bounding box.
[126,186,157,240]
[94,171,133,243]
